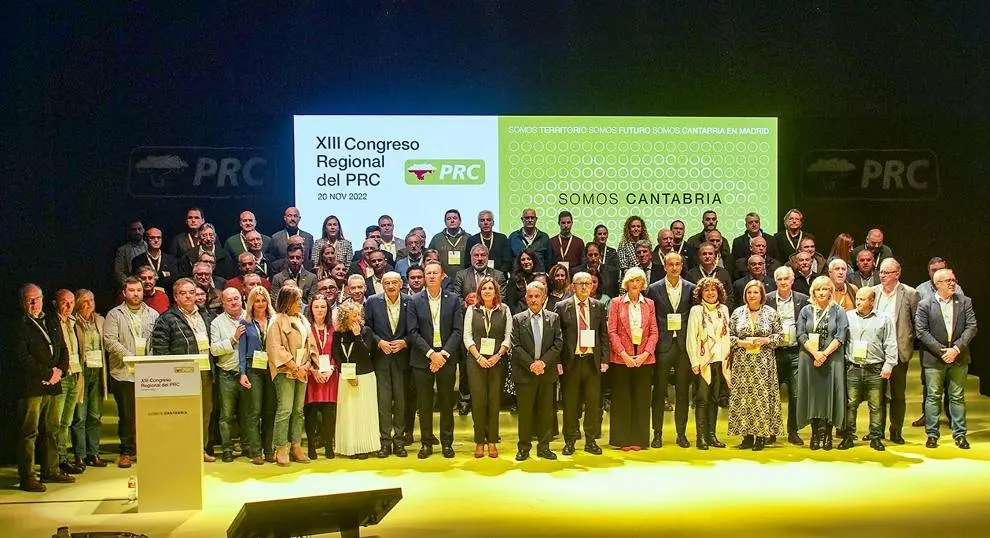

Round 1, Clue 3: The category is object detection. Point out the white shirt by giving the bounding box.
[937,294,954,339]
[210,312,243,372]
[462,304,513,353]
[876,286,898,344]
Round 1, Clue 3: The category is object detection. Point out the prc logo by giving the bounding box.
[405,159,485,185]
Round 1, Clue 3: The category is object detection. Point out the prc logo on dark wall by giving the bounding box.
[128,146,276,198]
[801,149,939,200]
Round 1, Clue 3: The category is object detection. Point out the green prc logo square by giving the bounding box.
[405,159,485,185]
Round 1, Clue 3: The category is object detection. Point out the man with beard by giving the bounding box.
[685,242,734,306]
[136,265,170,313]
[184,223,234,278]
[550,210,585,270]
[465,210,513,274]
[270,206,314,261]
[428,209,470,279]
[113,218,147,286]
[396,232,426,282]
[271,244,317,302]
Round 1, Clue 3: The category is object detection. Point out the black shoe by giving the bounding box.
[60,461,85,475]
[393,443,408,458]
[676,435,691,448]
[515,449,530,461]
[861,433,873,441]
[696,437,709,450]
[458,401,471,416]
[308,446,318,460]
[889,431,905,445]
[739,436,754,449]
[823,430,834,451]
[651,433,662,448]
[222,451,235,462]
[837,437,854,450]
[706,435,726,448]
[325,444,336,459]
[403,432,414,446]
[357,453,369,460]
[20,478,46,492]
[562,442,575,456]
[536,447,557,460]
[954,436,970,450]
[417,444,433,459]
[377,446,391,458]
[871,438,886,451]
[428,434,440,446]
[584,440,602,455]
[925,436,938,449]
[787,432,804,446]
[752,437,765,451]
[441,444,455,458]
[42,472,75,484]
[768,435,777,445]
[84,455,108,467]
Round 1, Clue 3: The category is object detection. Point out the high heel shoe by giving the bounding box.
[752,437,765,451]
[488,443,498,458]
[474,443,486,458]
[290,443,311,463]
[275,446,290,467]
[739,435,754,449]
[823,422,834,451]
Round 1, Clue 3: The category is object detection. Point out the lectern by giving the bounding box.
[124,353,209,512]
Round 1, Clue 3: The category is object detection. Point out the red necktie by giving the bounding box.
[579,301,589,354]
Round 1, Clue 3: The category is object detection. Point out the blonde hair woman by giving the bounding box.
[267,286,313,466]
[238,285,275,465]
[333,301,381,458]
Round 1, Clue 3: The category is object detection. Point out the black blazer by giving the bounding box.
[131,251,179,289]
[554,296,609,368]
[732,274,777,310]
[464,232,513,274]
[182,245,234,279]
[646,278,696,355]
[731,231,779,262]
[13,313,69,397]
[363,292,411,369]
[766,289,809,348]
[406,288,463,369]
[510,309,563,384]
[451,267,508,299]
[333,326,375,375]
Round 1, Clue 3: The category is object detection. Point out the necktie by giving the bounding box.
[532,313,543,361]
[578,301,589,354]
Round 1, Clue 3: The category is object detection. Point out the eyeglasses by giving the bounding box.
[193,272,212,277]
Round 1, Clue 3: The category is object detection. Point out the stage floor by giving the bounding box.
[2,373,989,537]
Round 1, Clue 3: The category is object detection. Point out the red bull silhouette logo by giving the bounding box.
[407,163,435,181]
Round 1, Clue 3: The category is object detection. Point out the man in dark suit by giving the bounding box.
[349,238,396,278]
[571,242,619,299]
[774,208,814,262]
[732,256,777,310]
[646,252,698,448]
[452,244,508,299]
[730,212,779,263]
[872,258,919,444]
[685,242,735,307]
[13,284,75,492]
[633,240,664,288]
[270,244,317,302]
[916,269,977,449]
[732,235,781,280]
[511,281,563,461]
[790,250,819,296]
[464,210,513,274]
[364,272,410,458]
[182,223,235,279]
[767,266,810,445]
[555,272,609,455]
[132,227,178,290]
[361,249,393,298]
[407,261,463,459]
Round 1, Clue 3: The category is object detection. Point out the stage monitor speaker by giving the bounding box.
[226,487,402,538]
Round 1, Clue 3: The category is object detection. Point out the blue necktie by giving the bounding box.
[532,313,543,360]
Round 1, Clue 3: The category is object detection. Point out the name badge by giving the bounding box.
[579,329,596,348]
[852,340,868,359]
[341,362,357,380]
[807,333,820,350]
[196,338,209,354]
[318,354,332,373]
[134,337,147,356]
[447,250,461,266]
[479,337,496,356]
[84,349,103,368]
[631,327,642,346]
[252,350,268,370]
[667,313,682,331]
[295,348,307,365]
[782,322,796,345]
[558,261,569,270]
[487,259,495,269]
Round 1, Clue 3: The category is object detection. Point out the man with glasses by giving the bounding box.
[226,252,272,295]
[508,208,552,271]
[396,232,426,282]
[132,227,178,291]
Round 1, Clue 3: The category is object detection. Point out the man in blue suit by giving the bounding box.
[916,269,978,449]
[646,252,698,449]
[407,261,463,459]
[364,271,410,458]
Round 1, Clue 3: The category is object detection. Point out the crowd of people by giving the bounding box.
[12,205,977,492]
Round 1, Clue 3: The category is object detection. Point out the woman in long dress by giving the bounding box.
[332,301,381,458]
[685,277,732,450]
[727,279,784,451]
[796,275,849,451]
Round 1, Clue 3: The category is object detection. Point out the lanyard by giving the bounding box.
[700,265,717,278]
[314,326,330,351]
[29,316,53,347]
[146,251,162,273]
[187,233,197,248]
[239,233,249,253]
[813,307,829,329]
[559,236,573,260]
[254,319,268,347]
[786,231,803,252]
[429,294,442,328]
[445,233,463,250]
[521,230,536,246]
[480,234,493,251]
[341,341,354,363]
[482,308,494,337]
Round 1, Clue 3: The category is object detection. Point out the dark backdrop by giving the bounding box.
[2,3,988,460]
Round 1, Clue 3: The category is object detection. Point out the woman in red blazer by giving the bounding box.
[607,267,660,450]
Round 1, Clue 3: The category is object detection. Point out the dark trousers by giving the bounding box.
[403,365,417,439]
[845,363,884,437]
[775,347,801,434]
[562,356,602,443]
[516,377,555,451]
[110,378,136,456]
[18,395,60,481]
[608,363,655,447]
[466,357,505,444]
[216,370,242,452]
[881,360,909,434]
[413,364,456,446]
[240,369,275,458]
[201,371,215,453]
[457,356,471,404]
[304,402,337,451]
[653,345,692,436]
[695,364,723,437]
[375,358,407,444]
